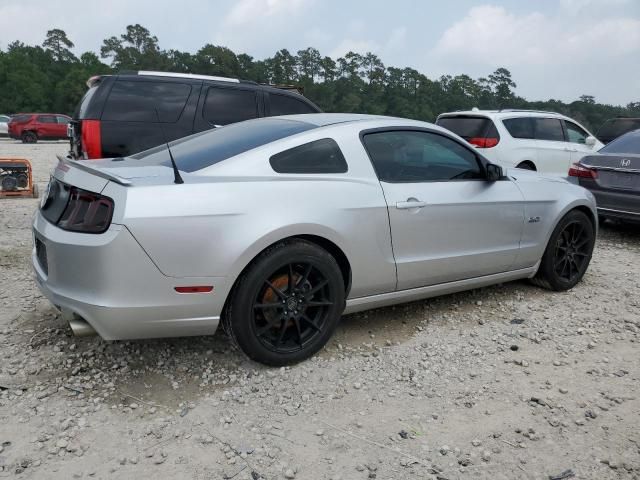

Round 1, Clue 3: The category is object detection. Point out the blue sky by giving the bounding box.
[1,0,639,105]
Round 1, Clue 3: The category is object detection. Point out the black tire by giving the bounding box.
[21,131,37,144]
[531,210,595,291]
[16,173,28,189]
[1,175,17,191]
[516,161,536,171]
[224,239,345,366]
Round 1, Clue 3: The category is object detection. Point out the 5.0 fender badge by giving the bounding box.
[528,216,541,223]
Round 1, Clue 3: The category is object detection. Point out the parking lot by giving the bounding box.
[0,139,639,479]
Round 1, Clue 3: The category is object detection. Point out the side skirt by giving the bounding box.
[343,266,538,315]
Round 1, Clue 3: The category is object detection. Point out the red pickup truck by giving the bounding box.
[8,113,71,143]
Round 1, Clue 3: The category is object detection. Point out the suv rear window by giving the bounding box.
[202,87,258,126]
[503,117,534,139]
[534,118,564,141]
[270,138,347,174]
[75,84,100,119]
[597,118,640,143]
[269,93,317,116]
[436,116,495,140]
[102,80,192,123]
[132,118,316,172]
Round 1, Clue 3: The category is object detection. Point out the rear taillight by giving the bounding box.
[81,120,102,159]
[568,163,598,179]
[468,137,499,148]
[57,187,113,233]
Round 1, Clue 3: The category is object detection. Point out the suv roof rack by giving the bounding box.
[498,109,561,115]
[136,70,241,83]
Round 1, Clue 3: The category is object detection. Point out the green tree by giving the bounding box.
[42,29,76,63]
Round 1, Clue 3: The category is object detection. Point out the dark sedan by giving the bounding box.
[569,129,640,222]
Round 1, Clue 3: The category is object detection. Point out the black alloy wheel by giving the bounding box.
[532,210,595,291]
[224,240,345,366]
[553,220,592,283]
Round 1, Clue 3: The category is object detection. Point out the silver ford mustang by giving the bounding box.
[33,114,597,365]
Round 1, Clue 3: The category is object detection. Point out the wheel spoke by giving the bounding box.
[287,264,294,292]
[265,280,286,300]
[297,264,312,287]
[254,302,281,309]
[256,316,283,336]
[275,319,288,346]
[307,300,333,307]
[306,279,329,297]
[300,314,322,332]
[293,318,303,346]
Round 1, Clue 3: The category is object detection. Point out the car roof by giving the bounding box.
[277,113,416,127]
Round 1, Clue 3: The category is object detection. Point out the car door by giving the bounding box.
[361,128,525,290]
[533,117,571,174]
[564,119,598,164]
[37,115,57,138]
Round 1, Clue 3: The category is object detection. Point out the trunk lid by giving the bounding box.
[580,153,640,191]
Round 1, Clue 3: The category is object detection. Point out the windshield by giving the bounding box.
[599,129,640,155]
[132,117,317,172]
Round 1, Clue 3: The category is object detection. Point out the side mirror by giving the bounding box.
[585,136,597,147]
[486,163,503,181]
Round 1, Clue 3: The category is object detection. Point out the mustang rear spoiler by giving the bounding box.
[56,154,132,186]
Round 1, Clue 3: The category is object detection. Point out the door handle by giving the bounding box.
[396,199,427,209]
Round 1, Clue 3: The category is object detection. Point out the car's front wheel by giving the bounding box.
[224,239,345,366]
[532,210,595,291]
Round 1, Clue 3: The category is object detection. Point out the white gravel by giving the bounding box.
[0,139,639,479]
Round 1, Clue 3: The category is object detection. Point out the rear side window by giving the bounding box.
[56,116,70,124]
[270,138,347,174]
[269,93,317,116]
[202,87,258,126]
[75,84,100,118]
[534,118,564,141]
[103,80,192,123]
[435,116,494,140]
[503,117,534,139]
[37,115,56,123]
[600,129,640,154]
[10,114,32,123]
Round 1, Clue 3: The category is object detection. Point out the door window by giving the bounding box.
[37,115,56,123]
[533,118,565,141]
[564,121,589,144]
[362,130,482,182]
[202,87,258,126]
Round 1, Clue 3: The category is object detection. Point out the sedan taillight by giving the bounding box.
[56,187,114,233]
[568,163,598,179]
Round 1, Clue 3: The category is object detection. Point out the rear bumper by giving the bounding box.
[578,179,640,221]
[32,211,231,340]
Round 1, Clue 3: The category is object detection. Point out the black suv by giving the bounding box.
[596,117,640,144]
[69,71,322,159]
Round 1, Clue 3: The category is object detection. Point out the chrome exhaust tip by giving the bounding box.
[69,317,97,337]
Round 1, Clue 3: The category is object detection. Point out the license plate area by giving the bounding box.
[599,171,639,190]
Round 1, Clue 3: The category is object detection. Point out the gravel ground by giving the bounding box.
[0,139,639,480]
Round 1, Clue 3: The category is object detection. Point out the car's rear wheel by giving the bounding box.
[21,131,37,144]
[531,210,595,291]
[224,240,345,366]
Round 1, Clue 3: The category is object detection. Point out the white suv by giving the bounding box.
[436,109,604,175]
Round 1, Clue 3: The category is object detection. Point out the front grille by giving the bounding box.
[35,237,48,275]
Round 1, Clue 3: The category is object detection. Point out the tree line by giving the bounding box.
[1,24,638,131]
